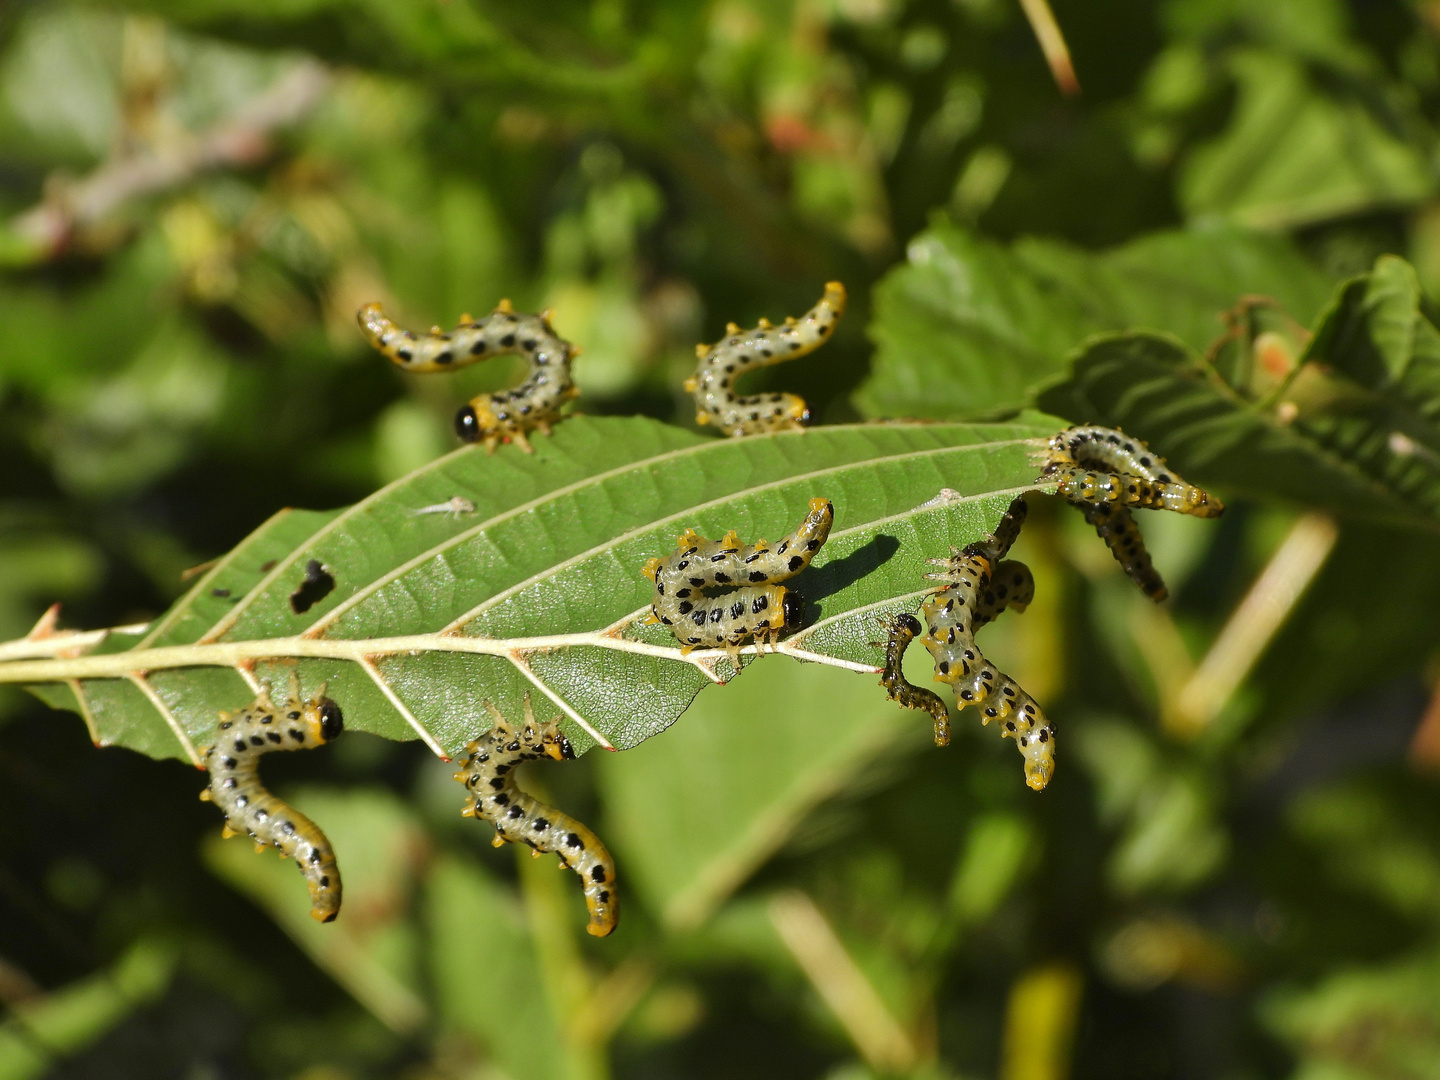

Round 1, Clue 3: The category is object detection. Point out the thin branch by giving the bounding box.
[769,891,921,1074]
[1017,0,1081,96]
[1168,513,1338,738]
[10,61,332,259]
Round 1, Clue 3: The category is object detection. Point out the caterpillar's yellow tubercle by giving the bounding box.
[1039,425,1224,601]
[685,283,846,437]
[357,299,579,453]
[455,697,618,938]
[642,497,834,652]
[200,677,344,922]
[880,497,1055,791]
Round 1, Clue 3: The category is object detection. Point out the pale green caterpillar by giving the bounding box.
[201,676,344,922]
[685,283,846,436]
[358,298,579,452]
[1040,425,1224,601]
[880,497,1054,791]
[454,696,618,937]
[642,497,834,652]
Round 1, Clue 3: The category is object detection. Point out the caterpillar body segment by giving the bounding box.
[876,613,950,746]
[878,496,1055,791]
[357,299,579,453]
[1082,501,1168,601]
[643,497,834,652]
[919,546,1055,792]
[1042,425,1223,518]
[455,697,618,937]
[201,678,344,922]
[686,283,846,437]
[1040,425,1224,600]
[1041,425,1223,518]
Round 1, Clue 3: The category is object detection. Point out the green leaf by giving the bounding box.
[7,415,1059,762]
[856,221,1333,420]
[426,855,567,1080]
[1036,331,1440,529]
[1263,946,1440,1080]
[1179,50,1436,228]
[204,787,428,1034]
[596,655,926,933]
[0,941,175,1080]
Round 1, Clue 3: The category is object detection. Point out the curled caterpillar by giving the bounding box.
[880,497,1055,791]
[357,298,579,452]
[642,497,834,652]
[876,613,950,746]
[1039,425,1224,601]
[200,676,345,922]
[685,283,846,437]
[454,696,618,937]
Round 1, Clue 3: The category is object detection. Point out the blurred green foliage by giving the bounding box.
[4,1,1440,1078]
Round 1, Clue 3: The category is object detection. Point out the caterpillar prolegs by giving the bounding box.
[642,497,835,652]
[454,697,618,937]
[1040,425,1224,601]
[685,283,846,437]
[357,299,579,452]
[200,676,345,922]
[880,497,1056,791]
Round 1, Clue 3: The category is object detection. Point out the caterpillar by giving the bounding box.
[199,676,345,922]
[876,613,950,746]
[454,696,618,938]
[685,283,846,437]
[880,497,1055,791]
[642,497,834,652]
[1039,425,1224,601]
[357,299,579,453]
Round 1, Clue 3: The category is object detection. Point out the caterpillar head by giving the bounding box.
[1015,717,1055,792]
[454,404,481,443]
[540,723,576,761]
[781,589,805,633]
[305,692,345,744]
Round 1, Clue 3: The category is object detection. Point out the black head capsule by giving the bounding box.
[455,405,480,443]
[781,591,805,633]
[316,699,344,742]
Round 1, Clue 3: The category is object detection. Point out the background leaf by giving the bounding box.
[1036,258,1440,529]
[856,221,1334,421]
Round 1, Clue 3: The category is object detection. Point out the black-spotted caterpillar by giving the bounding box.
[1040,425,1224,601]
[881,497,1055,791]
[876,613,949,746]
[357,299,579,452]
[454,696,618,937]
[643,497,834,652]
[685,283,846,436]
[200,676,345,922]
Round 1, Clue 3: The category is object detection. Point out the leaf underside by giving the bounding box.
[25,415,1062,763]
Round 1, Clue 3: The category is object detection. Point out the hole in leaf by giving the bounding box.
[289,560,335,614]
